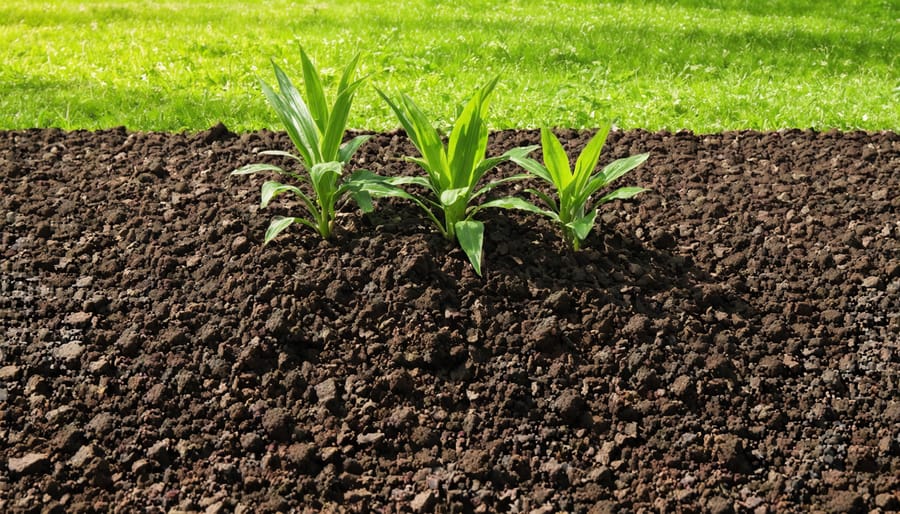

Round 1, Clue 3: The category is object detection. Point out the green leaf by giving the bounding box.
[572,124,610,196]
[581,154,649,206]
[309,161,343,186]
[261,88,315,169]
[260,181,305,208]
[599,153,650,186]
[502,145,539,161]
[359,180,445,233]
[455,220,485,276]
[540,128,572,190]
[510,155,553,183]
[351,190,374,213]
[257,150,305,163]
[472,173,530,199]
[447,77,497,189]
[299,47,329,135]
[337,53,361,91]
[338,134,372,164]
[345,168,389,184]
[308,161,342,218]
[595,186,649,205]
[440,187,469,207]
[232,163,289,176]
[377,89,447,184]
[469,144,534,187]
[269,62,322,164]
[384,175,433,190]
[321,79,365,161]
[476,196,557,220]
[264,216,303,244]
[568,209,598,243]
[525,187,559,213]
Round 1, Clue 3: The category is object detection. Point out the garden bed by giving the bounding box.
[0,126,898,513]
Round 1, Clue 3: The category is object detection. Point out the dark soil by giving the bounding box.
[1,125,898,514]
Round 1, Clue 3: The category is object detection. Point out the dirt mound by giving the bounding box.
[1,126,898,513]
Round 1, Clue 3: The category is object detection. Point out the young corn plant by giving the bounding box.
[232,48,384,242]
[509,126,649,250]
[375,77,537,275]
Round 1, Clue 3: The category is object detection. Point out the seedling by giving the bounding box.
[376,77,537,275]
[509,126,649,250]
[232,48,387,242]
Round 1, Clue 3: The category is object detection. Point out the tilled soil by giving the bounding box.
[0,125,898,514]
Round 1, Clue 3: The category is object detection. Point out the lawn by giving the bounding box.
[0,0,897,132]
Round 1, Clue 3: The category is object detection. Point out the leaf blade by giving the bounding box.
[455,220,485,276]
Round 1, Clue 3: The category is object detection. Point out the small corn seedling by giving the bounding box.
[509,126,649,250]
[375,77,537,275]
[232,48,389,242]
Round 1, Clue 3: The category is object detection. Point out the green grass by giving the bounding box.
[1,0,897,132]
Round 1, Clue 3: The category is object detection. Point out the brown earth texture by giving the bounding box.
[0,125,898,514]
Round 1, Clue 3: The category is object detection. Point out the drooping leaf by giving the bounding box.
[350,190,374,213]
[455,220,485,276]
